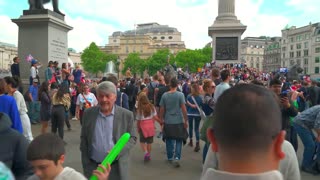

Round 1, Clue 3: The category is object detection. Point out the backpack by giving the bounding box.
[24,89,31,102]
[147,82,157,102]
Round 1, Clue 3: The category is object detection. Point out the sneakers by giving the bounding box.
[144,153,151,161]
[194,142,200,152]
[71,117,78,121]
[172,159,180,168]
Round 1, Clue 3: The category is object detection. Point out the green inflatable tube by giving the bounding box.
[89,133,131,180]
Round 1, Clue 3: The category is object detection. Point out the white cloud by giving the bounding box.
[0,15,18,45]
[65,16,118,52]
[0,0,313,53]
[237,0,289,38]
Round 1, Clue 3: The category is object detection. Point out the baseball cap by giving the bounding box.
[31,59,38,65]
[33,79,39,83]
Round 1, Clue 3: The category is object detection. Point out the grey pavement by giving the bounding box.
[31,120,318,180]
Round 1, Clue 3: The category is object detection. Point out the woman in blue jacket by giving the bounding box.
[186,82,203,152]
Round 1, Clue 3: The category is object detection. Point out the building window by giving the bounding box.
[282,47,286,51]
[296,44,301,49]
[304,67,308,74]
[290,37,294,43]
[316,57,320,63]
[290,45,294,50]
[296,51,301,57]
[113,40,117,42]
[126,46,129,53]
[153,37,157,40]
[296,35,302,41]
[251,57,253,61]
[304,50,309,56]
[304,58,308,65]
[161,36,165,40]
[168,36,173,39]
[315,67,320,74]
[304,42,308,49]
[290,52,294,58]
[316,37,320,42]
[305,34,310,40]
[316,47,320,53]
[283,53,285,58]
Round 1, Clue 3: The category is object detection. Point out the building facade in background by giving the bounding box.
[0,42,18,72]
[263,37,281,73]
[240,37,271,72]
[281,23,320,76]
[100,22,186,71]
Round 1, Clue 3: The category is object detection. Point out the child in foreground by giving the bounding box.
[26,133,110,180]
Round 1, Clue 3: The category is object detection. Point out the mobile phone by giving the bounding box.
[280,91,288,98]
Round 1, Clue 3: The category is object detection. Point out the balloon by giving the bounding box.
[89,133,131,180]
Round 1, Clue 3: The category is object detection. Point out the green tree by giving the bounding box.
[174,47,212,72]
[81,42,119,76]
[146,49,171,75]
[122,52,145,76]
[81,42,106,74]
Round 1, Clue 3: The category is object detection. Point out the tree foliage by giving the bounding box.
[81,42,118,74]
[174,47,212,72]
[122,52,145,76]
[147,49,172,75]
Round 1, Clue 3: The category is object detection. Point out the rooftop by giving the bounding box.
[112,23,179,37]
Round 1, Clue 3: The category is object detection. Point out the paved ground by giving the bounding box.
[31,120,318,180]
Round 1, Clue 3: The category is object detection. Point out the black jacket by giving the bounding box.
[0,113,33,180]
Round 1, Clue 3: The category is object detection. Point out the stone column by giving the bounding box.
[217,0,236,21]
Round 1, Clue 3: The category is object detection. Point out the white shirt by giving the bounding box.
[76,93,98,110]
[13,90,28,115]
[202,141,300,180]
[30,66,38,78]
[201,169,283,180]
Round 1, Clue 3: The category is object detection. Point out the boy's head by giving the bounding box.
[27,133,65,179]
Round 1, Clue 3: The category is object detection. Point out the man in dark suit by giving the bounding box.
[80,81,136,180]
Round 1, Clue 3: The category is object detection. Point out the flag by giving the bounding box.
[25,54,33,62]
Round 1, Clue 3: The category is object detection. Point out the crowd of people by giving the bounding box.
[1,56,320,180]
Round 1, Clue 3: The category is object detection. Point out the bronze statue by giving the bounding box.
[28,0,64,15]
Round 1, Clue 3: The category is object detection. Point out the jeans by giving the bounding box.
[27,101,40,122]
[293,123,318,168]
[290,125,298,152]
[202,142,209,163]
[188,115,201,141]
[166,138,183,160]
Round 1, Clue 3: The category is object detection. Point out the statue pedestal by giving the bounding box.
[12,10,72,85]
[208,0,246,64]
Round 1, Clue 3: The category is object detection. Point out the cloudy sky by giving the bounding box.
[0,0,319,52]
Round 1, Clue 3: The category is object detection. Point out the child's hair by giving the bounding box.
[137,92,154,118]
[27,133,65,165]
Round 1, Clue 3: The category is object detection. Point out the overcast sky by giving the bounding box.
[0,0,319,52]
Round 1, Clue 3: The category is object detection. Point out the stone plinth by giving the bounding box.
[12,10,73,85]
[208,0,246,64]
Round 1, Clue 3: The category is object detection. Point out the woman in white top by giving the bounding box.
[30,59,41,85]
[76,83,98,124]
[4,76,34,142]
